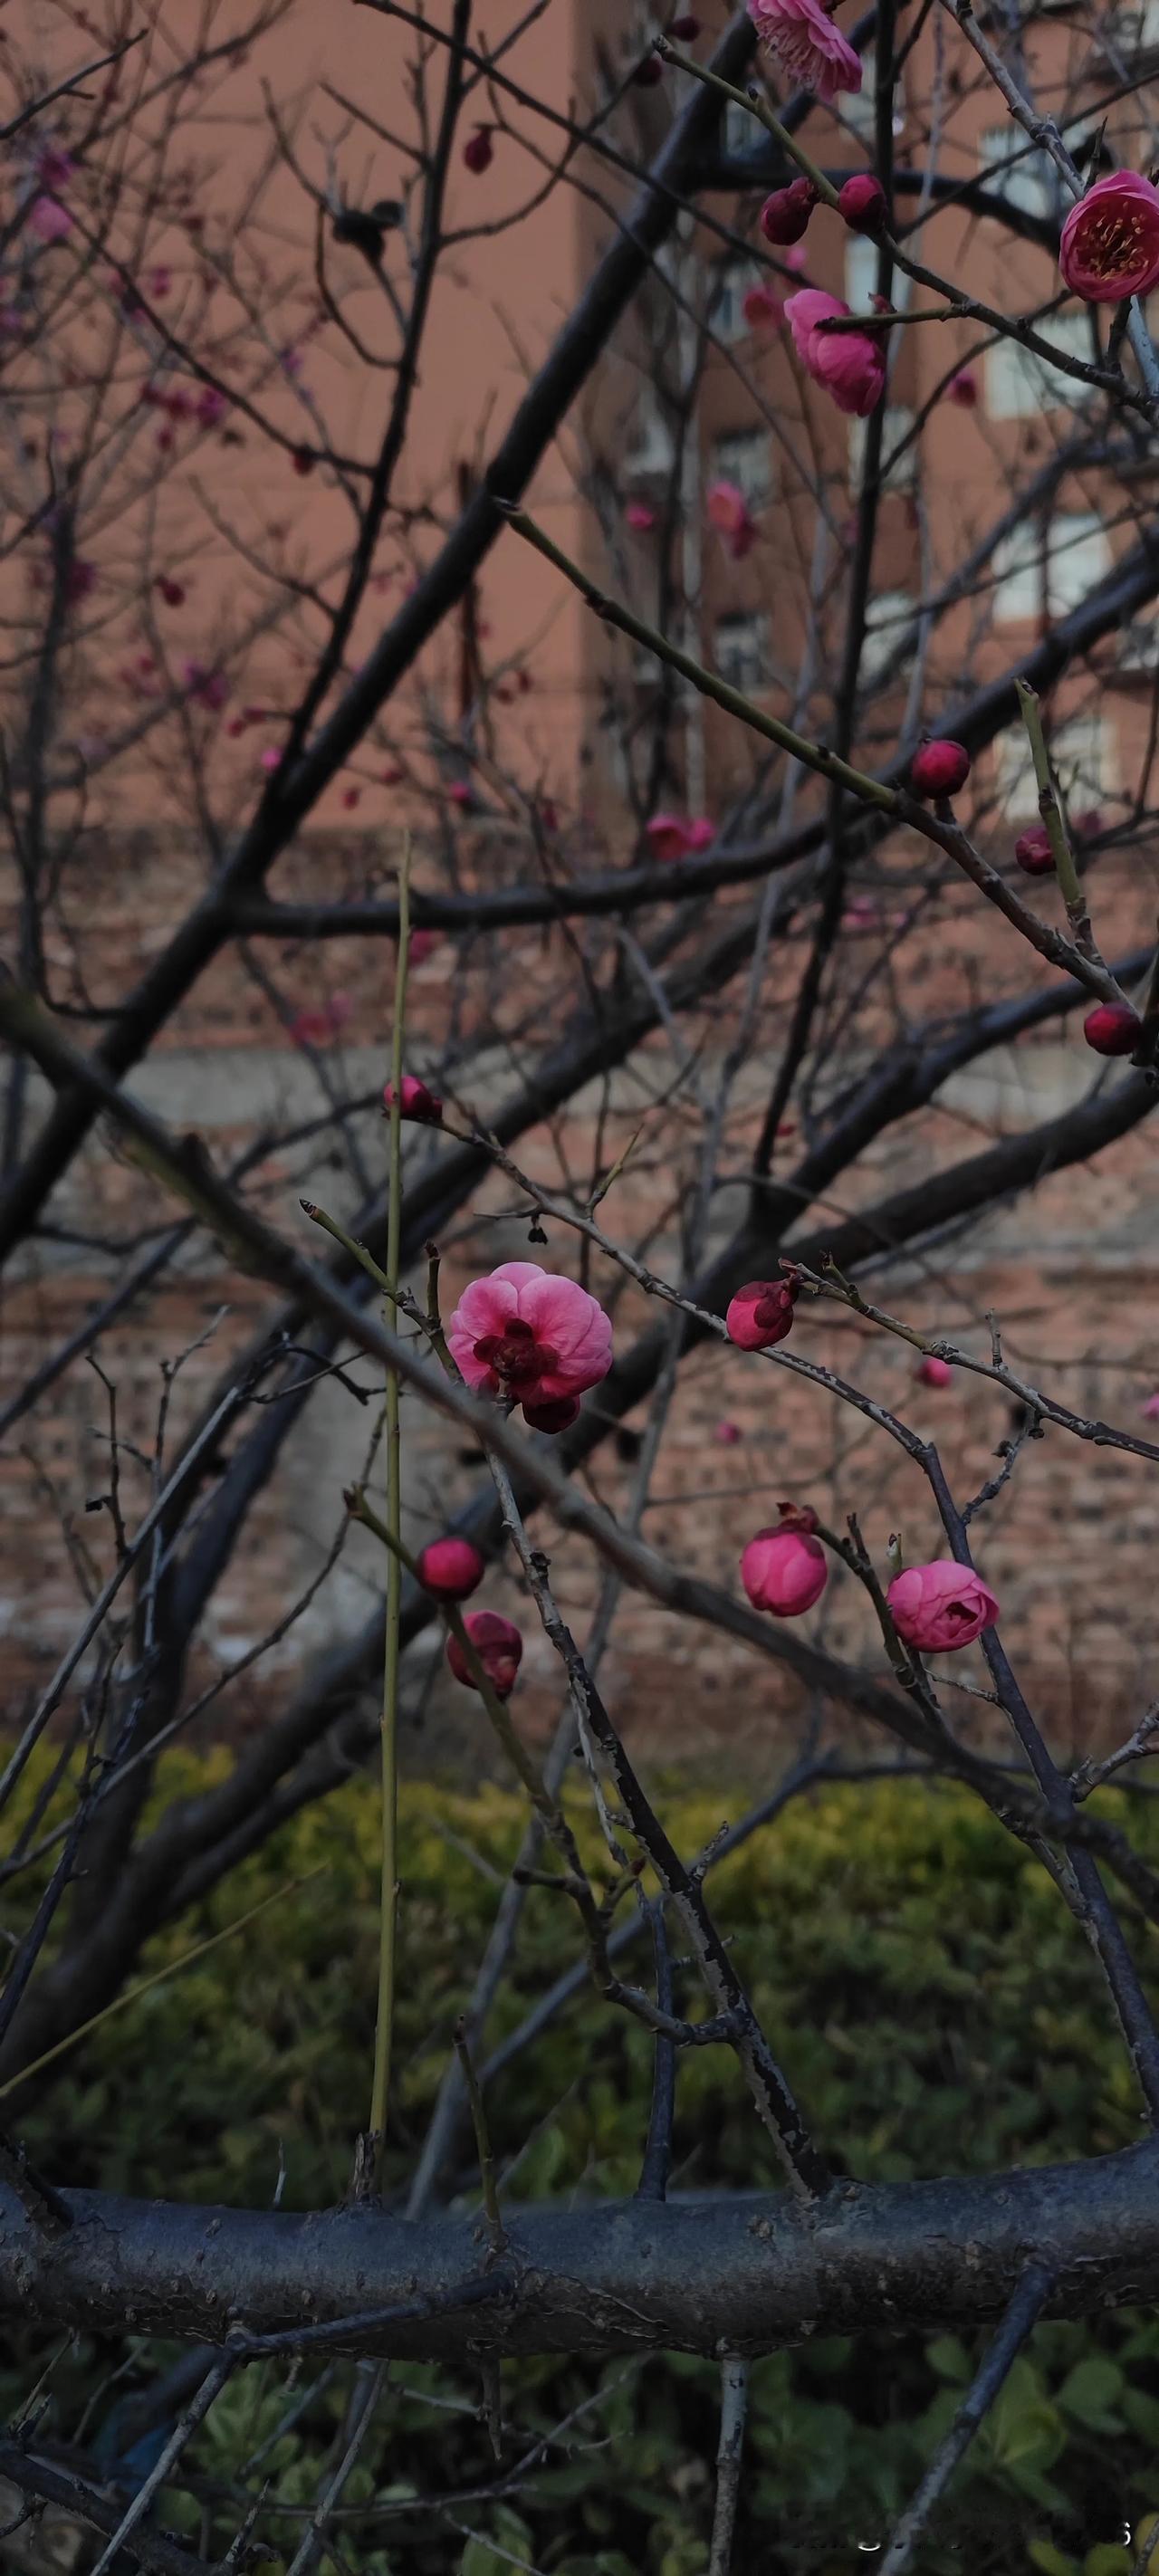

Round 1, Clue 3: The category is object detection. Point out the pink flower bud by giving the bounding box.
[1141,1393,1159,1422]
[724,1279,797,1350]
[463,124,493,173]
[29,196,72,244]
[1014,824,1054,877]
[741,1527,828,1618]
[384,1073,443,1124]
[1076,807,1105,841]
[417,1536,484,1600]
[915,1355,953,1387]
[910,738,971,799]
[760,177,818,246]
[409,929,439,963]
[714,1420,742,1446]
[156,575,186,607]
[684,816,715,851]
[633,53,664,84]
[742,283,784,330]
[669,13,701,34]
[645,811,692,863]
[522,1394,580,1432]
[1059,168,1159,306]
[838,173,886,232]
[946,368,977,407]
[886,1560,999,1653]
[446,1609,523,1698]
[625,499,656,531]
[341,786,361,810]
[706,479,759,560]
[1083,1002,1143,1057]
[292,447,315,476]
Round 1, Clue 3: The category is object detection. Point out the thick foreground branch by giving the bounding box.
[5,2144,1159,2360]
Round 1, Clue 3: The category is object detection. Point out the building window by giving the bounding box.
[627,386,675,474]
[993,513,1111,622]
[1097,1,1159,55]
[994,713,1114,817]
[986,313,1098,419]
[842,47,900,139]
[844,235,882,313]
[979,125,1057,219]
[859,589,915,683]
[711,427,773,506]
[714,611,771,691]
[712,254,763,343]
[848,407,916,492]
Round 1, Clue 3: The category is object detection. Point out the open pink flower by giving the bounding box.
[706,478,759,560]
[448,1261,613,1412]
[747,0,862,101]
[887,1560,999,1653]
[1059,169,1159,305]
[785,288,885,416]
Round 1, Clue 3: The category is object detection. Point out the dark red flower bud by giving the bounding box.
[760,178,818,246]
[417,1536,485,1600]
[1083,1003,1143,1057]
[463,124,493,173]
[292,446,315,476]
[1014,824,1054,876]
[668,12,701,34]
[446,1609,523,1699]
[633,53,664,83]
[911,738,971,799]
[156,575,185,607]
[838,173,887,232]
[522,1394,580,1433]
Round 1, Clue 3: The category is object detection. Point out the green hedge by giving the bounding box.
[8,1755,1159,2574]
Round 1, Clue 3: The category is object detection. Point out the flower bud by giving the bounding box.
[384,1073,443,1123]
[946,368,977,407]
[632,53,664,83]
[838,173,886,232]
[522,1394,580,1432]
[886,1560,999,1653]
[1083,1002,1143,1057]
[776,1499,819,1533]
[463,124,493,174]
[724,1279,798,1350]
[417,1537,485,1600]
[911,739,971,799]
[760,177,818,246]
[1014,824,1054,877]
[915,1355,953,1387]
[446,1609,523,1699]
[669,13,701,33]
[742,1527,828,1618]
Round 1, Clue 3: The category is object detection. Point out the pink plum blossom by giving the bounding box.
[448,1261,613,1416]
[706,478,759,560]
[741,1526,828,1617]
[746,0,862,102]
[886,1560,999,1653]
[785,288,886,416]
[1059,169,1159,304]
[646,812,692,862]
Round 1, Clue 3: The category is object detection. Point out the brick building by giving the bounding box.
[1,0,1157,1765]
